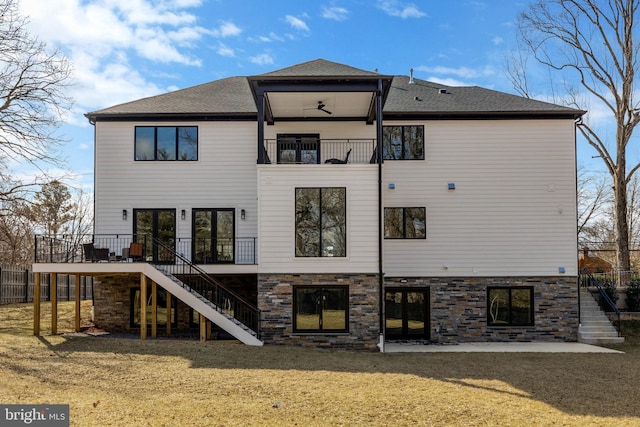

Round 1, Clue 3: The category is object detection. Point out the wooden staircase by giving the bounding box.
[578,287,624,345]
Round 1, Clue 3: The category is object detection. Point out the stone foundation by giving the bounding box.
[385,276,579,343]
[93,274,195,333]
[258,273,380,351]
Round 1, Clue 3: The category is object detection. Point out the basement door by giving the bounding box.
[385,288,430,340]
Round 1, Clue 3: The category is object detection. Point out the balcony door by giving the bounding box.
[133,209,176,263]
[385,288,430,340]
[192,208,235,264]
[277,134,320,164]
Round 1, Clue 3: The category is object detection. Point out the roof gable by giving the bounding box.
[255,58,380,78]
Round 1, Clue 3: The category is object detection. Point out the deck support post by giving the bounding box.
[166,292,172,336]
[151,281,157,338]
[33,273,41,336]
[75,274,81,332]
[140,274,147,340]
[199,314,206,342]
[51,273,57,335]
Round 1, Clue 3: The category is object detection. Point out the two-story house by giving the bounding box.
[34,59,584,350]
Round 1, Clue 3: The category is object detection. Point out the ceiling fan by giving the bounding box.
[304,101,332,115]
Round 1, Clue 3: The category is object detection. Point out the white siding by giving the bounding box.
[382,119,578,277]
[257,165,379,274]
[94,121,258,241]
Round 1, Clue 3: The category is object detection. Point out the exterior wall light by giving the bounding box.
[122,209,127,220]
[181,209,186,220]
[241,209,246,220]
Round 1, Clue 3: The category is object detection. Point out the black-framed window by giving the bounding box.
[278,134,320,164]
[487,287,534,327]
[383,125,424,160]
[295,187,346,257]
[135,126,198,161]
[293,286,349,333]
[384,207,426,239]
[130,287,177,328]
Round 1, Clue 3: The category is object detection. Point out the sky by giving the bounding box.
[14,0,606,193]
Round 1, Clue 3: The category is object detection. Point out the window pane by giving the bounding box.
[217,210,234,261]
[296,188,320,256]
[135,127,155,160]
[385,291,403,335]
[295,288,321,330]
[157,210,176,262]
[405,208,426,238]
[384,208,404,238]
[300,137,318,164]
[322,288,347,330]
[405,126,424,160]
[511,289,532,325]
[488,288,510,325]
[157,127,176,160]
[383,126,402,160]
[321,188,346,257]
[178,127,198,160]
[194,211,212,263]
[135,210,153,253]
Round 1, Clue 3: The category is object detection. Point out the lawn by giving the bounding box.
[1,302,639,426]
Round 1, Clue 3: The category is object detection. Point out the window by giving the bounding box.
[135,126,198,161]
[278,134,319,164]
[382,125,424,160]
[294,286,348,333]
[295,187,346,257]
[384,207,426,239]
[487,287,534,326]
[130,287,177,327]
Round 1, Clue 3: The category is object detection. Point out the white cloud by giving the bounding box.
[217,43,236,57]
[416,65,495,79]
[492,36,504,46]
[215,21,242,38]
[250,53,275,66]
[321,6,349,21]
[285,15,310,31]
[426,76,472,87]
[377,1,426,19]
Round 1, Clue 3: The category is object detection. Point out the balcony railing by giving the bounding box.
[34,235,257,265]
[263,138,378,165]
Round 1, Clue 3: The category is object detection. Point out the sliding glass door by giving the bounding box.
[133,209,176,263]
[192,208,235,264]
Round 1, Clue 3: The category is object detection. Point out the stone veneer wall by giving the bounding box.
[93,274,194,333]
[384,276,579,343]
[258,273,380,350]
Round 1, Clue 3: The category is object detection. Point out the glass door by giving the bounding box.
[192,208,235,264]
[133,209,176,263]
[385,288,430,340]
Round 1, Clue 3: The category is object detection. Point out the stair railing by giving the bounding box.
[580,268,621,335]
[152,238,260,338]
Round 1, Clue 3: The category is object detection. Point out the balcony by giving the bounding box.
[262,138,378,165]
[34,235,257,265]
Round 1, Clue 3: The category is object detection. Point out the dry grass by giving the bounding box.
[1,302,640,426]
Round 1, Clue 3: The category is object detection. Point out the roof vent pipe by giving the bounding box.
[409,68,414,84]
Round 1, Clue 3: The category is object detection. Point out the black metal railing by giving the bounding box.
[580,268,621,334]
[263,138,378,165]
[34,235,257,265]
[151,238,260,338]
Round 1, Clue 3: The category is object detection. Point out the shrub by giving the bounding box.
[599,278,619,311]
[626,279,640,312]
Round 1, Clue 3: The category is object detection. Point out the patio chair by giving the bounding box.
[129,242,144,262]
[83,243,110,262]
[325,149,352,164]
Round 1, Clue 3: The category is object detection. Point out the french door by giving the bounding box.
[192,208,235,264]
[385,288,430,340]
[133,209,176,263]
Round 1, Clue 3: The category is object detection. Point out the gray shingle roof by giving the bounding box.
[86,59,584,120]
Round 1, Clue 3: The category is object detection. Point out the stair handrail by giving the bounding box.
[580,268,621,335]
[152,238,260,337]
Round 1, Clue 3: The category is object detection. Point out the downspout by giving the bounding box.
[376,79,384,351]
[575,116,581,327]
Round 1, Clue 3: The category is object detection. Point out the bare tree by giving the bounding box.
[578,168,611,241]
[0,0,72,171]
[517,0,640,281]
[0,199,32,264]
